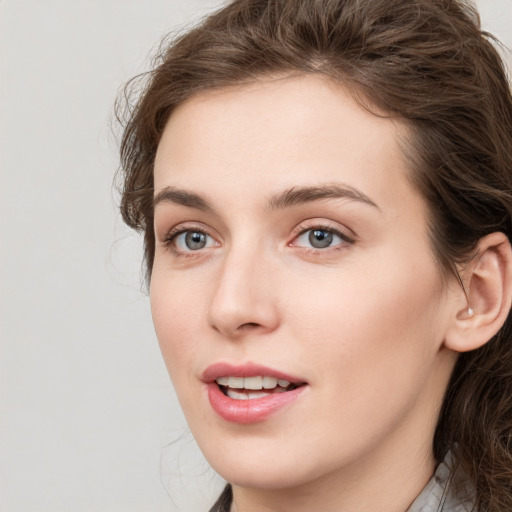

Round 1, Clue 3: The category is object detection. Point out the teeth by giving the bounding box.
[227,377,244,389]
[226,389,270,400]
[244,376,262,390]
[262,376,278,389]
[215,375,291,390]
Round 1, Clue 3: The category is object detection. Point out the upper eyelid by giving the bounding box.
[296,226,349,239]
[291,228,353,248]
[291,220,356,241]
[163,222,215,241]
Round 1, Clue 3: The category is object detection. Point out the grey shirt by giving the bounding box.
[407,451,475,512]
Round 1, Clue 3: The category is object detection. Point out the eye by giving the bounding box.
[305,229,336,249]
[168,229,217,252]
[292,226,353,250]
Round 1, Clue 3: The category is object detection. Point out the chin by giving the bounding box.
[213,460,319,490]
[198,437,332,491]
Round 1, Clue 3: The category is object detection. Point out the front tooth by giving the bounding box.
[244,376,263,390]
[216,377,229,386]
[247,391,269,399]
[277,379,290,388]
[226,389,270,400]
[262,376,278,389]
[227,389,249,400]
[227,376,244,389]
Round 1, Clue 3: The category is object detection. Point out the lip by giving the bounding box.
[202,362,308,424]
[201,362,306,384]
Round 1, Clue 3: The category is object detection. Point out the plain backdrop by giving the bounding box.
[1,1,511,511]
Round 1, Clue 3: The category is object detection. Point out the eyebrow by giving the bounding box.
[153,183,379,212]
[153,187,214,212]
[267,184,379,210]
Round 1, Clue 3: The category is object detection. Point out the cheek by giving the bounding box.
[286,248,445,395]
[274,254,447,465]
[149,269,206,382]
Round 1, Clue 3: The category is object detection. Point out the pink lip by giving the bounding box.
[201,362,305,384]
[202,362,308,424]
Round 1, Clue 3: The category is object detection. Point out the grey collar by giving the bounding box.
[407,451,475,512]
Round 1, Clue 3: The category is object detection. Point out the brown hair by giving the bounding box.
[117,0,512,509]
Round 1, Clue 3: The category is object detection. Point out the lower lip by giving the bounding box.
[206,383,306,424]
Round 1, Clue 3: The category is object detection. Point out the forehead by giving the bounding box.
[154,75,419,217]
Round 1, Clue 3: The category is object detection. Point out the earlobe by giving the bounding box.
[444,232,512,353]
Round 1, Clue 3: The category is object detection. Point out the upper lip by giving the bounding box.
[201,362,307,385]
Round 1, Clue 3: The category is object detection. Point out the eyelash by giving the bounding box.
[162,224,217,257]
[290,223,355,252]
[162,222,355,257]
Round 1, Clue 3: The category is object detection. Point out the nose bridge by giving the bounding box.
[207,237,278,337]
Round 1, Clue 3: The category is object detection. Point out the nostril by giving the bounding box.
[240,322,261,329]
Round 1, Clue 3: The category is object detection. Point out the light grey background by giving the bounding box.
[1,1,511,511]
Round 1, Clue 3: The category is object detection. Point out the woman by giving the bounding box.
[117,0,512,510]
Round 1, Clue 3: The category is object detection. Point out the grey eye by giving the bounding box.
[174,230,214,251]
[293,227,348,250]
[308,229,334,248]
[184,231,207,250]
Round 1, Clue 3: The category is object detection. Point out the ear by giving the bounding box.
[444,232,512,353]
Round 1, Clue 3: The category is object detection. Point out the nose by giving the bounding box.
[207,245,280,339]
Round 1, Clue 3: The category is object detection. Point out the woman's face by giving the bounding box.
[151,76,459,490]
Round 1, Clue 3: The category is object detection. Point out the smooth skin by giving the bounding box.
[150,75,512,512]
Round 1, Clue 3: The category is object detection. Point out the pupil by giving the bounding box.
[309,229,333,248]
[185,231,206,250]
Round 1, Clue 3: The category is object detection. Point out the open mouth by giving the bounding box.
[215,376,304,400]
[205,365,309,422]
